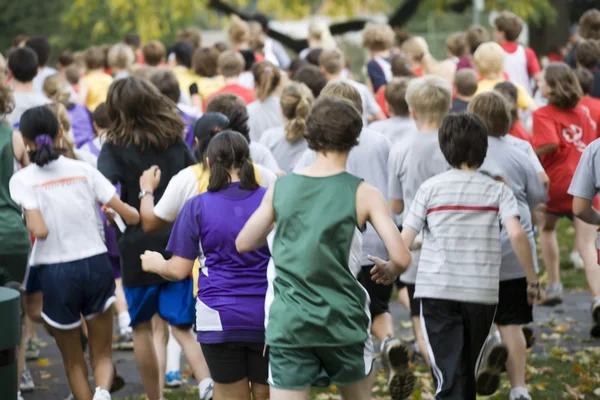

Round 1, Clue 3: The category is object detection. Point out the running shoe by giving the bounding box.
[110,366,125,394]
[93,387,112,400]
[18,392,24,400]
[20,366,35,392]
[383,337,415,400]
[510,386,532,400]
[569,251,585,270]
[199,379,214,400]
[165,371,183,388]
[591,297,600,338]
[476,335,509,396]
[118,331,134,350]
[541,283,563,306]
[25,337,40,360]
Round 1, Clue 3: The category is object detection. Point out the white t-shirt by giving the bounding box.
[345,79,382,124]
[8,92,51,127]
[250,141,281,173]
[32,67,58,94]
[154,164,277,223]
[9,156,116,265]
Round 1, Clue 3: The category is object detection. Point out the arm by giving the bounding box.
[505,217,539,304]
[535,143,557,157]
[569,145,600,224]
[140,253,194,281]
[236,185,275,253]
[390,199,404,215]
[139,166,169,233]
[387,146,405,215]
[573,197,600,225]
[106,195,140,226]
[24,210,48,239]
[12,131,29,166]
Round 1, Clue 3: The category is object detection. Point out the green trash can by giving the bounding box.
[0,287,20,400]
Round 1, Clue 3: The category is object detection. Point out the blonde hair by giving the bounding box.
[228,15,250,48]
[0,53,6,80]
[253,61,281,102]
[473,42,505,77]
[321,81,363,116]
[406,75,452,124]
[249,21,266,52]
[46,102,77,160]
[362,23,394,52]
[281,82,314,142]
[308,20,336,49]
[108,43,135,70]
[402,36,439,75]
[43,74,71,106]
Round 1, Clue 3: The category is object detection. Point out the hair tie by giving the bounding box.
[35,134,54,149]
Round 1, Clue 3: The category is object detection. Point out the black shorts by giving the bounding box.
[357,265,393,316]
[395,278,407,290]
[201,342,268,384]
[495,278,533,326]
[406,284,421,318]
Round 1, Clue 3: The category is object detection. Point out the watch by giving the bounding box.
[138,190,153,200]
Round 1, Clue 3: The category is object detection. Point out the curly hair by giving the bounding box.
[0,79,14,116]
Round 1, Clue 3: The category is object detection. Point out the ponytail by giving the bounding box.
[281,82,314,142]
[238,157,258,191]
[31,134,60,167]
[20,106,62,167]
[42,74,71,107]
[207,159,233,192]
[206,130,259,192]
[253,61,280,102]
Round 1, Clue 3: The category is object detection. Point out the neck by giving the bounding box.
[458,163,477,172]
[484,72,503,80]
[223,76,239,85]
[416,120,440,132]
[229,169,240,183]
[455,94,473,102]
[96,129,108,139]
[13,81,34,93]
[88,68,104,74]
[312,151,349,174]
[326,72,342,81]
[371,50,390,58]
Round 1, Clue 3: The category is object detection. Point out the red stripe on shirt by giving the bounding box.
[427,205,499,215]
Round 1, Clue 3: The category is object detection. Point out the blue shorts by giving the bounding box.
[39,253,116,330]
[24,265,42,295]
[124,277,194,327]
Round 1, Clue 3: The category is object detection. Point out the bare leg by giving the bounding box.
[53,327,93,400]
[498,325,526,389]
[250,382,270,400]
[114,278,128,314]
[213,378,251,400]
[171,325,210,381]
[25,292,43,324]
[132,320,162,400]
[152,315,168,390]
[270,386,310,400]
[412,316,429,363]
[539,213,560,285]
[397,287,411,311]
[371,312,394,342]
[86,309,114,391]
[338,367,376,400]
[574,217,600,298]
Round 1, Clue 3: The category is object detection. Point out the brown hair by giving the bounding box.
[575,67,595,95]
[319,47,344,75]
[579,9,600,40]
[253,61,281,101]
[446,32,467,57]
[228,16,250,48]
[467,91,512,137]
[305,95,362,152]
[149,69,181,103]
[0,79,14,116]
[192,47,220,77]
[84,46,105,70]
[42,74,71,106]
[281,82,314,142]
[321,81,363,116]
[217,51,245,78]
[494,81,519,123]
[391,54,415,77]
[105,76,186,150]
[575,39,600,69]
[45,102,71,133]
[205,94,251,140]
[466,25,490,54]
[494,11,524,42]
[142,40,166,67]
[65,65,80,85]
[401,36,439,75]
[131,65,156,80]
[544,63,582,109]
[292,65,327,98]
[177,27,202,49]
[384,78,411,117]
[207,131,258,192]
[57,50,74,68]
[363,23,395,52]
[454,68,478,97]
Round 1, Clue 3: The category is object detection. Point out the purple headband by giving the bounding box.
[35,134,54,149]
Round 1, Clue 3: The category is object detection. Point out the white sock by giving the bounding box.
[198,377,213,395]
[166,328,182,374]
[494,329,502,342]
[117,312,131,334]
[509,386,530,400]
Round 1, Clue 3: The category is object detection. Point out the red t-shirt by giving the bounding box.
[376,85,388,118]
[204,84,255,112]
[501,42,541,77]
[579,95,600,137]
[509,121,531,143]
[532,104,597,213]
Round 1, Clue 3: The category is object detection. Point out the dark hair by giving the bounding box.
[11,35,28,49]
[439,113,488,168]
[493,11,524,42]
[238,49,256,72]
[8,47,39,83]
[20,106,62,166]
[150,69,181,103]
[214,41,230,53]
[65,65,80,85]
[193,112,230,163]
[253,61,281,101]
[575,67,595,95]
[385,78,411,117]
[494,81,519,122]
[579,9,600,40]
[466,25,490,54]
[124,32,142,48]
[305,95,362,152]
[206,94,251,142]
[84,46,106,70]
[57,50,74,67]
[305,48,323,67]
[206,130,258,192]
[172,41,194,68]
[288,58,309,76]
[454,68,479,97]
[25,37,51,67]
[575,40,600,69]
[177,27,202,49]
[105,76,186,150]
[192,47,220,77]
[251,13,269,33]
[92,103,110,129]
[545,62,582,109]
[292,65,327,98]
[391,54,415,78]
[143,40,166,67]
[467,91,512,137]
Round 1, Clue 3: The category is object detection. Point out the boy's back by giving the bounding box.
[368,117,417,144]
[8,92,50,127]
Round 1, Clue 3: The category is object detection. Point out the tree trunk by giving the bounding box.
[529,0,570,56]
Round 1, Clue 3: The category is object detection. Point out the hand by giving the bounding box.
[527,282,541,305]
[101,205,116,226]
[140,251,166,274]
[368,255,399,285]
[140,166,161,192]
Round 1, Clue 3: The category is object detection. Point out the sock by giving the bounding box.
[198,377,213,395]
[166,328,182,374]
[494,329,502,342]
[117,312,131,334]
[509,386,530,400]
[380,335,392,353]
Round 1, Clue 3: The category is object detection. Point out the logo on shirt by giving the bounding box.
[562,124,586,152]
[581,105,598,131]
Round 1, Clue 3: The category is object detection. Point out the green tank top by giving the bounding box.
[0,123,31,255]
[266,172,370,348]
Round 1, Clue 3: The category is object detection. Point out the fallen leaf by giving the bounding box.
[37,358,52,367]
[39,371,52,379]
[553,324,568,333]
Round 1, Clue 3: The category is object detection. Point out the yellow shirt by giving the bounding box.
[194,75,226,101]
[85,72,113,112]
[173,67,198,99]
[476,78,533,111]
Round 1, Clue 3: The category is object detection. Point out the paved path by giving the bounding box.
[22,290,599,400]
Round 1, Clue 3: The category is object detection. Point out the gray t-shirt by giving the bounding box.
[248,97,284,143]
[501,134,545,174]
[249,141,280,173]
[8,92,51,127]
[368,117,417,144]
[487,136,546,281]
[294,128,392,264]
[259,126,308,173]
[569,137,600,201]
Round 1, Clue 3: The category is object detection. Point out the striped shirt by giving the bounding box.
[403,169,520,304]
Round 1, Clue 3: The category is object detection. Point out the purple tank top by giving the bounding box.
[179,111,195,147]
[67,104,95,148]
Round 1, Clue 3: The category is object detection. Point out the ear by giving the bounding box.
[56,126,64,142]
[410,109,418,121]
[205,157,211,169]
[194,137,199,148]
[386,102,394,117]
